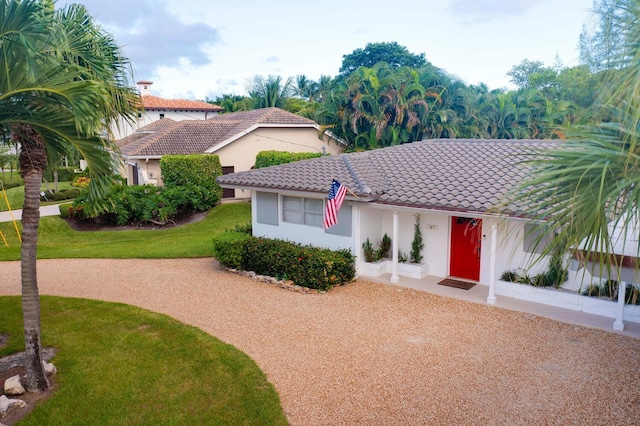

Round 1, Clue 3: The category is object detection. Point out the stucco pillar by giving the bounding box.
[613,280,626,331]
[487,222,498,304]
[353,204,361,276]
[391,211,399,283]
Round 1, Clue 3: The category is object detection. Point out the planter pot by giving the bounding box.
[397,262,429,279]
[360,260,390,277]
[496,280,640,323]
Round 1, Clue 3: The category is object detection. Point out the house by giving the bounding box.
[111,81,223,140]
[116,107,344,197]
[217,139,640,322]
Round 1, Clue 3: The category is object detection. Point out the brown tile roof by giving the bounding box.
[216,139,561,216]
[142,95,223,112]
[116,107,319,157]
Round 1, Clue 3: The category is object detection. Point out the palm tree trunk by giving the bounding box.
[15,125,50,392]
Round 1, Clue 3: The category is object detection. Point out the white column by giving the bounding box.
[353,204,361,276]
[613,281,627,331]
[487,222,497,304]
[391,211,399,283]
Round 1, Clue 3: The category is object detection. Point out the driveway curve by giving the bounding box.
[2,258,640,425]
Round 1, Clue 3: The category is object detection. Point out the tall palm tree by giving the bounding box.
[508,0,640,277]
[247,75,294,109]
[1,0,138,391]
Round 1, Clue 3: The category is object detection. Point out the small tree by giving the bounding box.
[410,215,424,264]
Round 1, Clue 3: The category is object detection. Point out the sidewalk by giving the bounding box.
[0,204,62,222]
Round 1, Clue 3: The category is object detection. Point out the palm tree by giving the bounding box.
[508,0,640,278]
[247,75,294,109]
[0,0,138,391]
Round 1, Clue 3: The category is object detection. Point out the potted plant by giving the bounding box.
[397,215,429,278]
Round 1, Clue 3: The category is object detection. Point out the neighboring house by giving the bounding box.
[217,138,611,297]
[111,80,223,140]
[116,107,344,198]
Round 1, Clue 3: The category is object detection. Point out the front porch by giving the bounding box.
[358,272,640,338]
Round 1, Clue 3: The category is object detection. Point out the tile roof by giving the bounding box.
[142,95,223,112]
[117,107,319,157]
[216,138,561,216]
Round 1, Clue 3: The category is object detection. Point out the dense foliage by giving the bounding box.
[213,233,355,290]
[70,154,223,225]
[254,150,323,168]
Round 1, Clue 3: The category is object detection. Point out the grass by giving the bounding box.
[0,202,251,260]
[0,181,75,212]
[0,296,288,425]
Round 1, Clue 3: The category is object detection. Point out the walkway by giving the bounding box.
[0,205,61,222]
[364,273,640,338]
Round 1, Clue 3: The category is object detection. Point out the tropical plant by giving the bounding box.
[247,74,294,109]
[506,0,640,287]
[0,0,139,391]
[410,215,424,264]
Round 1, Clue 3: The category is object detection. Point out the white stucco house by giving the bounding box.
[217,138,640,330]
[111,81,224,141]
[116,107,345,198]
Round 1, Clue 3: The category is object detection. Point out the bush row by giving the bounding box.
[0,181,21,189]
[213,233,355,291]
[254,151,322,169]
[70,183,219,225]
[43,167,79,183]
[40,188,82,202]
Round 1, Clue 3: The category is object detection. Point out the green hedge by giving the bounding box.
[161,154,222,190]
[213,234,355,291]
[254,151,322,169]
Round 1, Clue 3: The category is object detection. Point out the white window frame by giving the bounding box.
[282,196,323,227]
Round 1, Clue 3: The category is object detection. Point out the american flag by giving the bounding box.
[322,179,347,229]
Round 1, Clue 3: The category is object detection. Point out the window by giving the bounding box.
[282,196,323,227]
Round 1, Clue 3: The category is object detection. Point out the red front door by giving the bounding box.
[450,217,482,281]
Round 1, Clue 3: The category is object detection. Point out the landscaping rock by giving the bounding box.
[0,395,27,418]
[43,361,57,376]
[3,375,25,396]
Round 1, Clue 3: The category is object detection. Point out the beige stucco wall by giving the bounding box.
[122,126,343,195]
[214,127,343,199]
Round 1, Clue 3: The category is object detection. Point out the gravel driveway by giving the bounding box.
[2,258,640,425]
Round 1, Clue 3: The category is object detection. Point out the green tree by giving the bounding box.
[339,42,428,76]
[247,75,294,108]
[510,0,640,279]
[0,0,138,391]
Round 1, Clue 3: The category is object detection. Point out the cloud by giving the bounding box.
[447,0,543,22]
[265,56,279,63]
[58,0,221,81]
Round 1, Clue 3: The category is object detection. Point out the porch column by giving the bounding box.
[487,222,497,304]
[391,211,399,283]
[353,204,361,276]
[613,281,627,331]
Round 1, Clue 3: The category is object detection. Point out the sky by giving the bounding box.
[60,0,596,101]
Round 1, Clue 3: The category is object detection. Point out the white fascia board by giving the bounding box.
[365,202,531,222]
[121,154,163,161]
[205,123,319,154]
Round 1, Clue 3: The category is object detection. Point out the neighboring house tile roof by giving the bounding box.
[117,107,320,157]
[216,138,560,216]
[142,95,223,112]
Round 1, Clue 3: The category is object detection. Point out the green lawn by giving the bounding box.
[0,296,287,425]
[0,202,251,260]
[0,181,75,212]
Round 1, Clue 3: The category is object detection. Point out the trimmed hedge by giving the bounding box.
[254,151,322,169]
[161,154,222,191]
[213,234,355,291]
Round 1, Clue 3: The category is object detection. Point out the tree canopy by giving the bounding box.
[339,42,429,75]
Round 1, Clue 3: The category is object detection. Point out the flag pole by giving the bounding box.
[331,177,359,199]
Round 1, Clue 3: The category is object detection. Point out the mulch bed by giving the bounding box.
[62,211,208,232]
[437,278,477,290]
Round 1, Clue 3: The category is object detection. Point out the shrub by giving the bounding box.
[500,270,519,282]
[212,232,252,270]
[362,238,377,262]
[254,151,322,169]
[410,215,424,264]
[377,233,392,259]
[215,235,355,291]
[0,182,20,189]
